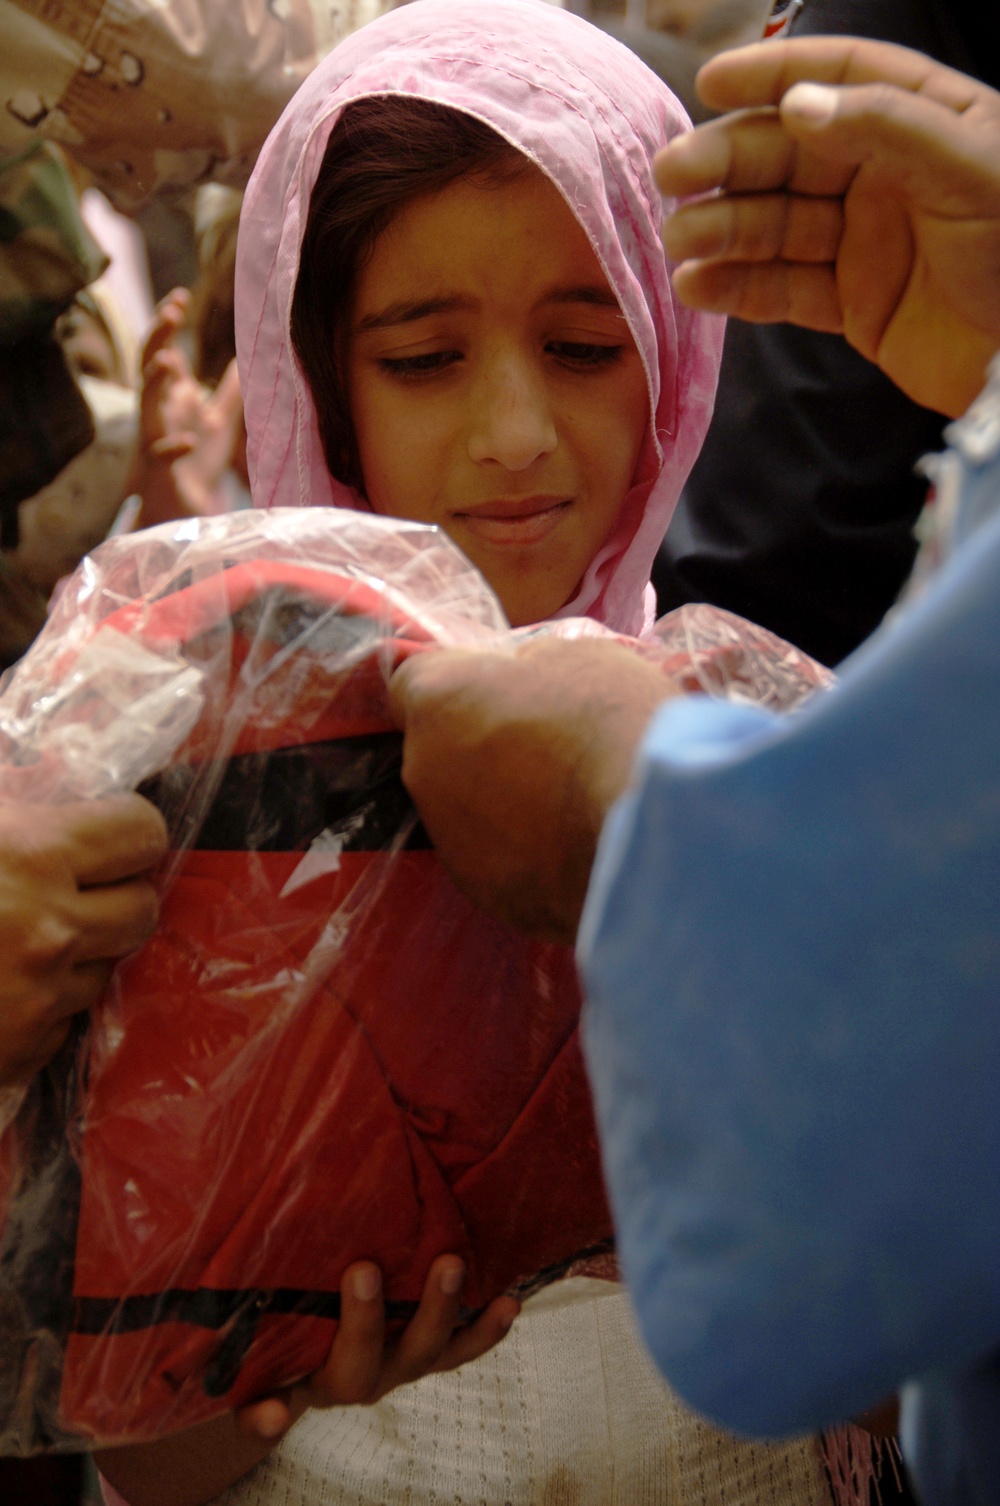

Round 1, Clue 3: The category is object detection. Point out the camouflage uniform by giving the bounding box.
[1,140,106,556]
[1,0,395,207]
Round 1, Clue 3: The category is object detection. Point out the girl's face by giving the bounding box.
[347,164,649,626]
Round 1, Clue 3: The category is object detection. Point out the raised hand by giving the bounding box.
[133,289,246,527]
[656,37,1000,416]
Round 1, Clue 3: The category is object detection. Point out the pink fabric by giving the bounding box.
[235,0,724,636]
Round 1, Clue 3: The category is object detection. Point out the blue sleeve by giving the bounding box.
[577,506,1000,1439]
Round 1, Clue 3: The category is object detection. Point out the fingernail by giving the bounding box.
[439,1260,464,1296]
[351,1264,381,1301]
[499,1308,517,1333]
[782,82,839,126]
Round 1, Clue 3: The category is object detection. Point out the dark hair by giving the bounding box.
[291,95,527,492]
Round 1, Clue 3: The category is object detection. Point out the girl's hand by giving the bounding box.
[237,1256,519,1443]
[97,1258,518,1506]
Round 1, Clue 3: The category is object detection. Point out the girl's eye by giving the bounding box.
[378,351,462,379]
[547,342,626,370]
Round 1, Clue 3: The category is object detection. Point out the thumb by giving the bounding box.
[386,655,420,729]
[385,647,475,729]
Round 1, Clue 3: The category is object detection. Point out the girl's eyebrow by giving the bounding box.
[355,296,473,332]
[355,285,622,334]
[544,285,622,310]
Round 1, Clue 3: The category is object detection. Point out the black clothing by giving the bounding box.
[653,0,1000,666]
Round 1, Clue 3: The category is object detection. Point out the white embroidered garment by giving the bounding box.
[212,1282,829,1506]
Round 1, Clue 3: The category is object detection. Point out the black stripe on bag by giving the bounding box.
[71,1237,615,1399]
[72,1286,418,1336]
[71,1236,617,1341]
[73,1288,420,1399]
[140,732,431,854]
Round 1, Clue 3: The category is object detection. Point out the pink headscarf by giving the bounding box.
[235,0,724,636]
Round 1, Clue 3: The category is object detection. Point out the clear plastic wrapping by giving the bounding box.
[0,509,830,1453]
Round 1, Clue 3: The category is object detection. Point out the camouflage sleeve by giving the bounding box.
[0,141,101,545]
[0,140,107,341]
[0,0,397,206]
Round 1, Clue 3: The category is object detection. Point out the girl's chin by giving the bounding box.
[435,524,583,626]
[493,575,582,628]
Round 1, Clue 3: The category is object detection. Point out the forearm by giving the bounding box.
[95,1398,304,1506]
[579,506,1000,1434]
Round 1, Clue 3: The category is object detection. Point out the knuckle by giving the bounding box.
[22,913,77,970]
[113,794,170,856]
[804,199,842,261]
[0,827,61,881]
[865,81,907,118]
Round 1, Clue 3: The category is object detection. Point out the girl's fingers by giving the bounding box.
[155,286,192,321]
[235,1394,294,1442]
[430,1295,519,1374]
[373,1256,466,1395]
[139,315,177,369]
[239,1263,518,1436]
[214,358,244,421]
[308,1262,385,1406]
[139,354,182,442]
[207,361,247,463]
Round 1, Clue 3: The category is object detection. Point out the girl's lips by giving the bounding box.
[452,498,572,546]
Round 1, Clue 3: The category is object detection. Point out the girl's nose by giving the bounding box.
[466,355,557,470]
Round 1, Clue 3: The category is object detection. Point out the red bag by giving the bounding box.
[0,512,611,1451]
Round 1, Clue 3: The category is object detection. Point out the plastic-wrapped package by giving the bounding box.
[531,603,834,708]
[0,509,831,1454]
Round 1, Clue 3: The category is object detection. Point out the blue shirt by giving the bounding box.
[578,372,1000,1504]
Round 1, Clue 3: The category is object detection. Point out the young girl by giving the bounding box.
[97,1,832,1500]
[237,0,721,636]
